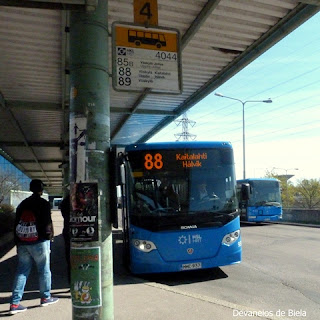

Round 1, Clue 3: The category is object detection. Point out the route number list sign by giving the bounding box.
[112,22,182,94]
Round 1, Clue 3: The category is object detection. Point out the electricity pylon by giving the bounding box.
[174,113,196,141]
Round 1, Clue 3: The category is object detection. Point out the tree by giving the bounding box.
[264,169,295,207]
[0,172,22,204]
[295,179,320,209]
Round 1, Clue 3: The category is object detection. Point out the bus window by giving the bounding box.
[237,178,282,223]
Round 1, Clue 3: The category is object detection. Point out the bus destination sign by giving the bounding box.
[175,152,208,168]
[143,151,208,171]
[112,22,182,94]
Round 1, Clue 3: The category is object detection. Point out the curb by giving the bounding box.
[267,221,320,228]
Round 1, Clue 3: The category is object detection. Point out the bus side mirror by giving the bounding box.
[241,183,250,201]
[120,164,126,185]
[116,185,122,209]
[109,147,119,228]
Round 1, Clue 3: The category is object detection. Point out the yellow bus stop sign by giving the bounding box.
[112,22,182,94]
[134,0,158,26]
[115,25,177,52]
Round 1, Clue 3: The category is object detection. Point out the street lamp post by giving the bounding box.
[215,92,272,179]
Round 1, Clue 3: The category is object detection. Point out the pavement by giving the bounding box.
[2,212,317,319]
[0,210,243,320]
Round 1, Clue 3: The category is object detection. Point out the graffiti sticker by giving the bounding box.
[70,182,99,242]
[71,247,101,308]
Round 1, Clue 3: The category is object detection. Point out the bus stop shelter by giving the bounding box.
[0,1,320,320]
[0,0,319,195]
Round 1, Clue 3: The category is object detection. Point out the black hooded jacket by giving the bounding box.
[14,193,53,244]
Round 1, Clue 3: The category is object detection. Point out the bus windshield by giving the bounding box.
[126,147,238,231]
[248,180,281,207]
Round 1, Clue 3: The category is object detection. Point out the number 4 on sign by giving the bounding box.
[134,0,158,26]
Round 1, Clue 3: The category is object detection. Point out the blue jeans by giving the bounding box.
[11,240,51,304]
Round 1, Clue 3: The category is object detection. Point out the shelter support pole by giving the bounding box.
[69,1,113,319]
[63,166,70,196]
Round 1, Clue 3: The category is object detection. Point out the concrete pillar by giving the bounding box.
[69,1,113,319]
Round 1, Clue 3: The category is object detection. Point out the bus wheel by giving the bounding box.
[135,40,141,46]
[156,43,161,48]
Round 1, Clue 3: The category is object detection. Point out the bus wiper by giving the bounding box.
[216,210,237,216]
[196,210,234,216]
[152,207,178,214]
[254,201,280,207]
[254,201,266,206]
[264,201,281,207]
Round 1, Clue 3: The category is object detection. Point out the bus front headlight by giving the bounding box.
[222,230,240,246]
[132,239,157,252]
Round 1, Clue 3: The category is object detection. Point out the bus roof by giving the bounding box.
[237,178,280,183]
[125,141,233,152]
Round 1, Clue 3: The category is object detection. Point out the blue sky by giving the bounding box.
[148,12,320,184]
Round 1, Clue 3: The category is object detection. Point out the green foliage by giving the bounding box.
[264,170,295,207]
[0,203,15,233]
[264,170,320,209]
[0,203,14,213]
[295,179,320,209]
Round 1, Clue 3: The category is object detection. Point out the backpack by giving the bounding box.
[16,209,39,242]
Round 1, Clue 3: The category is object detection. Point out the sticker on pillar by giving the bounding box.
[71,86,78,99]
[70,182,99,242]
[70,116,88,182]
[71,247,102,308]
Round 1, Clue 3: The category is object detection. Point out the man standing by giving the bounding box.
[9,179,59,315]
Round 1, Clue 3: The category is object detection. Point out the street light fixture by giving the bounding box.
[215,92,272,179]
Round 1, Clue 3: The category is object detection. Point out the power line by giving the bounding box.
[193,63,320,125]
[152,14,320,148]
[174,113,197,141]
[190,76,320,139]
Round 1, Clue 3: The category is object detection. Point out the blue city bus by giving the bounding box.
[236,178,282,223]
[117,141,242,274]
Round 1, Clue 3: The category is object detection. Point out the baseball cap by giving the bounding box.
[30,179,45,193]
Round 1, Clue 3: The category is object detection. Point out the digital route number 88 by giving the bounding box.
[144,153,163,170]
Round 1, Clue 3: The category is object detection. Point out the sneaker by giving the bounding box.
[40,297,59,307]
[9,304,27,315]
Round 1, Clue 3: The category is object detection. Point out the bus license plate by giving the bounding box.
[181,262,202,270]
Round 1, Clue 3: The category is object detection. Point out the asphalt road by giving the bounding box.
[122,223,320,320]
[1,214,319,320]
